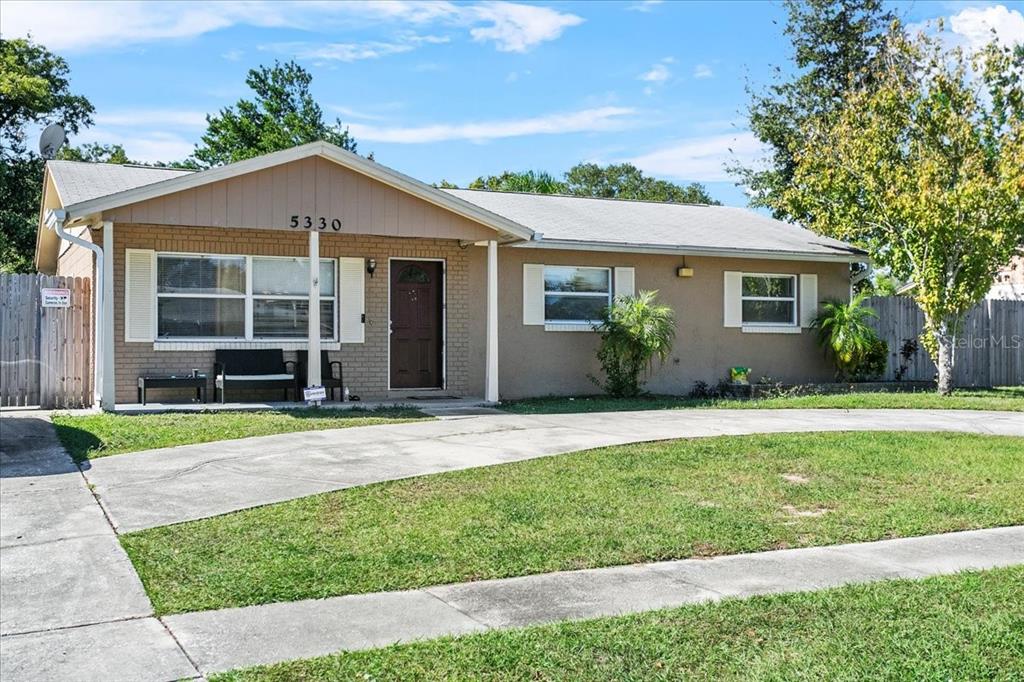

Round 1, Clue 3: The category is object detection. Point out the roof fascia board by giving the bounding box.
[61,141,534,242]
[517,238,868,264]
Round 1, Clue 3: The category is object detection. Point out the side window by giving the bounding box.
[740,274,797,325]
[543,266,612,323]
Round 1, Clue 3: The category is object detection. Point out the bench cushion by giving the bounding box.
[216,373,294,386]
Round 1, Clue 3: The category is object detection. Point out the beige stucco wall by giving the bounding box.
[489,247,850,399]
[111,223,481,403]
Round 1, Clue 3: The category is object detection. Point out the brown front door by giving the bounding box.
[390,260,443,389]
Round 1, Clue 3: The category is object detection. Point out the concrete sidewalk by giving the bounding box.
[82,408,1024,532]
[163,525,1024,675]
[0,412,198,681]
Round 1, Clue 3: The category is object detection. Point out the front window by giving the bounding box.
[543,266,612,323]
[741,274,797,325]
[157,255,245,338]
[156,254,337,340]
[252,257,336,339]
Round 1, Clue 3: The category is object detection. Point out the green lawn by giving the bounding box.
[122,431,1024,615]
[52,407,429,462]
[500,386,1024,414]
[211,567,1024,681]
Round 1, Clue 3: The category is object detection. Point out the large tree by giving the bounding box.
[468,170,566,194]
[732,0,895,220]
[193,61,357,167]
[453,163,720,204]
[1,37,94,272]
[564,162,719,204]
[782,28,1024,394]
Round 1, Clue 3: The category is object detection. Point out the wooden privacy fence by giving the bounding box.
[0,274,93,408]
[866,295,1024,387]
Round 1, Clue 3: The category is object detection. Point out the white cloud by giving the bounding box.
[221,49,245,61]
[629,131,765,182]
[347,106,637,144]
[94,109,208,128]
[324,104,390,122]
[949,4,1024,50]
[693,63,713,79]
[626,0,664,12]
[2,0,582,54]
[639,62,671,83]
[263,35,449,62]
[468,2,583,52]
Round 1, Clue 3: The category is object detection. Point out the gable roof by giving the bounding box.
[45,141,534,243]
[445,189,865,262]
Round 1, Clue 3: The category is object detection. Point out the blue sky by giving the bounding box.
[6,1,1023,207]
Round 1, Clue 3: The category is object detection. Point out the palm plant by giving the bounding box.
[811,292,886,381]
[593,291,676,397]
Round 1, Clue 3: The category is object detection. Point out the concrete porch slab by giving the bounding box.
[111,396,489,415]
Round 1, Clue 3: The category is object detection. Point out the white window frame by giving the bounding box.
[251,255,338,342]
[542,265,612,325]
[154,252,338,342]
[740,273,798,327]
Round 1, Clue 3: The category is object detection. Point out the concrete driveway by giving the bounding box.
[81,408,1024,532]
[0,412,197,681]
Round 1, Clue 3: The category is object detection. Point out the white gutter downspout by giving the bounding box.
[47,209,106,409]
[850,261,873,299]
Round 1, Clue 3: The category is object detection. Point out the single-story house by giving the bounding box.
[35,141,867,409]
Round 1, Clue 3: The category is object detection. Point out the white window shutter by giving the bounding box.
[614,267,635,298]
[723,271,742,328]
[339,257,365,343]
[800,274,818,327]
[124,249,155,342]
[523,263,544,325]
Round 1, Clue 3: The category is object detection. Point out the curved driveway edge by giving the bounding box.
[82,408,1024,532]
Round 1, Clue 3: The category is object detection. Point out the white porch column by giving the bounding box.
[307,230,321,390]
[101,221,115,410]
[485,240,499,402]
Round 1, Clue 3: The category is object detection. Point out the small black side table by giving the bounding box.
[138,374,207,405]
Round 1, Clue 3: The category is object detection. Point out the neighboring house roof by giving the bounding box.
[445,189,865,261]
[47,161,195,206]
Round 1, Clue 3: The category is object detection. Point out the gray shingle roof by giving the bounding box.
[48,160,194,207]
[444,189,863,258]
[44,159,863,260]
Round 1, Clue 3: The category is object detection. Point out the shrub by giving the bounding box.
[592,291,675,398]
[811,292,889,381]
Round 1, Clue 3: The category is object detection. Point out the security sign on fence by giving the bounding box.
[41,287,71,308]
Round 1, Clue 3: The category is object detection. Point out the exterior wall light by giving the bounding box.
[366,258,377,277]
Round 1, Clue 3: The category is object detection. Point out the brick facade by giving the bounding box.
[112,223,485,404]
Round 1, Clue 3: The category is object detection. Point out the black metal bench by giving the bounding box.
[214,349,297,403]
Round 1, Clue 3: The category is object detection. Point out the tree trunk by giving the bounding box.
[935,325,955,396]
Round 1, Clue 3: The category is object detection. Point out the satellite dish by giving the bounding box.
[39,123,67,160]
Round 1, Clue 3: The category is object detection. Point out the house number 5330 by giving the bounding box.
[290,215,343,231]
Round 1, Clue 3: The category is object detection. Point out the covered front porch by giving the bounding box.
[39,143,529,410]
